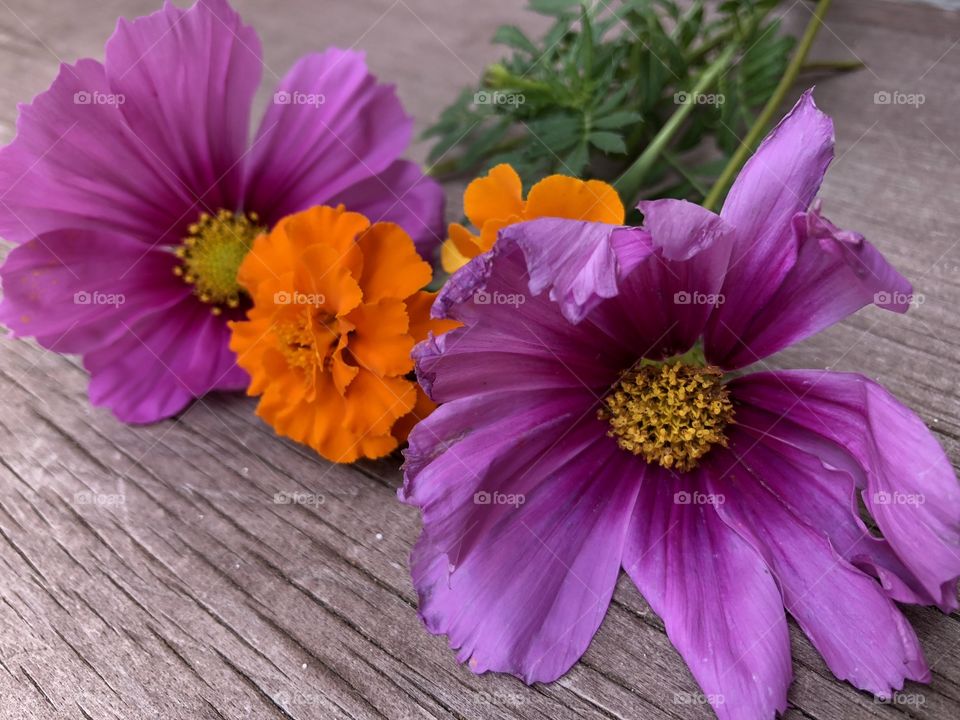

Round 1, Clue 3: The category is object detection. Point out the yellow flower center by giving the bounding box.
[599,362,734,472]
[174,209,265,314]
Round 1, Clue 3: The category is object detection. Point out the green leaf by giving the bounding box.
[492,25,539,55]
[594,110,644,129]
[589,131,628,154]
[528,0,580,17]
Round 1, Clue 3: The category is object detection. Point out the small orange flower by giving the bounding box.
[229,205,455,463]
[441,163,626,273]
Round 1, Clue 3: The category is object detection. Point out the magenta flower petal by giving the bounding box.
[246,49,413,224]
[0,230,186,353]
[732,371,960,611]
[720,205,913,368]
[103,0,262,219]
[403,401,638,683]
[85,297,247,423]
[705,89,834,362]
[708,429,930,698]
[331,159,445,257]
[733,402,944,609]
[625,199,732,356]
[0,58,196,245]
[501,218,653,324]
[623,468,791,720]
[418,244,633,399]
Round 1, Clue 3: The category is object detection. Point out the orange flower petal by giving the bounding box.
[404,290,461,343]
[238,205,368,297]
[355,222,432,302]
[477,215,518,256]
[228,315,275,395]
[291,244,363,318]
[440,238,469,274]
[392,385,437,444]
[343,370,417,437]
[524,175,625,225]
[442,222,484,274]
[463,163,524,229]
[345,298,415,377]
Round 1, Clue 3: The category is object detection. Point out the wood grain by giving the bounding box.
[0,0,959,718]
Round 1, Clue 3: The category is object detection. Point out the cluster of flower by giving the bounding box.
[0,3,956,719]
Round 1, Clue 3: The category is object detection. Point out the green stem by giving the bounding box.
[615,43,737,206]
[800,59,864,74]
[663,150,708,198]
[702,0,833,212]
[484,63,553,95]
[426,136,527,178]
[687,4,776,66]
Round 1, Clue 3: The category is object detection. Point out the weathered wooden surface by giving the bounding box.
[0,0,959,718]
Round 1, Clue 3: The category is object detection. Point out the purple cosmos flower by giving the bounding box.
[0,0,443,423]
[400,91,960,719]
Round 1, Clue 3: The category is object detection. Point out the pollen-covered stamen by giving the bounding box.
[174,209,265,314]
[599,363,734,472]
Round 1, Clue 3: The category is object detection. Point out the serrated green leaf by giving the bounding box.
[594,110,644,129]
[589,131,628,154]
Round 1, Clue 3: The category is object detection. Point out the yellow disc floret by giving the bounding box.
[599,363,734,472]
[174,209,265,313]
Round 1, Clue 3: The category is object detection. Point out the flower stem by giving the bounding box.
[702,0,833,212]
[614,43,737,206]
[801,59,864,74]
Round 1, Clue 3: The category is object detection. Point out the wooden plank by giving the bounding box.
[0,0,958,718]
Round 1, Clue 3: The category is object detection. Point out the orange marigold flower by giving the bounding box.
[229,205,456,463]
[441,163,626,273]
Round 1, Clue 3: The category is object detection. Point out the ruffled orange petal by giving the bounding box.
[355,222,432,302]
[463,163,524,229]
[477,215,520,256]
[238,205,368,297]
[392,385,437,444]
[345,299,415,377]
[524,175,625,224]
[440,238,469,274]
[404,291,461,343]
[343,370,417,437]
[442,222,484,273]
[292,244,363,318]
